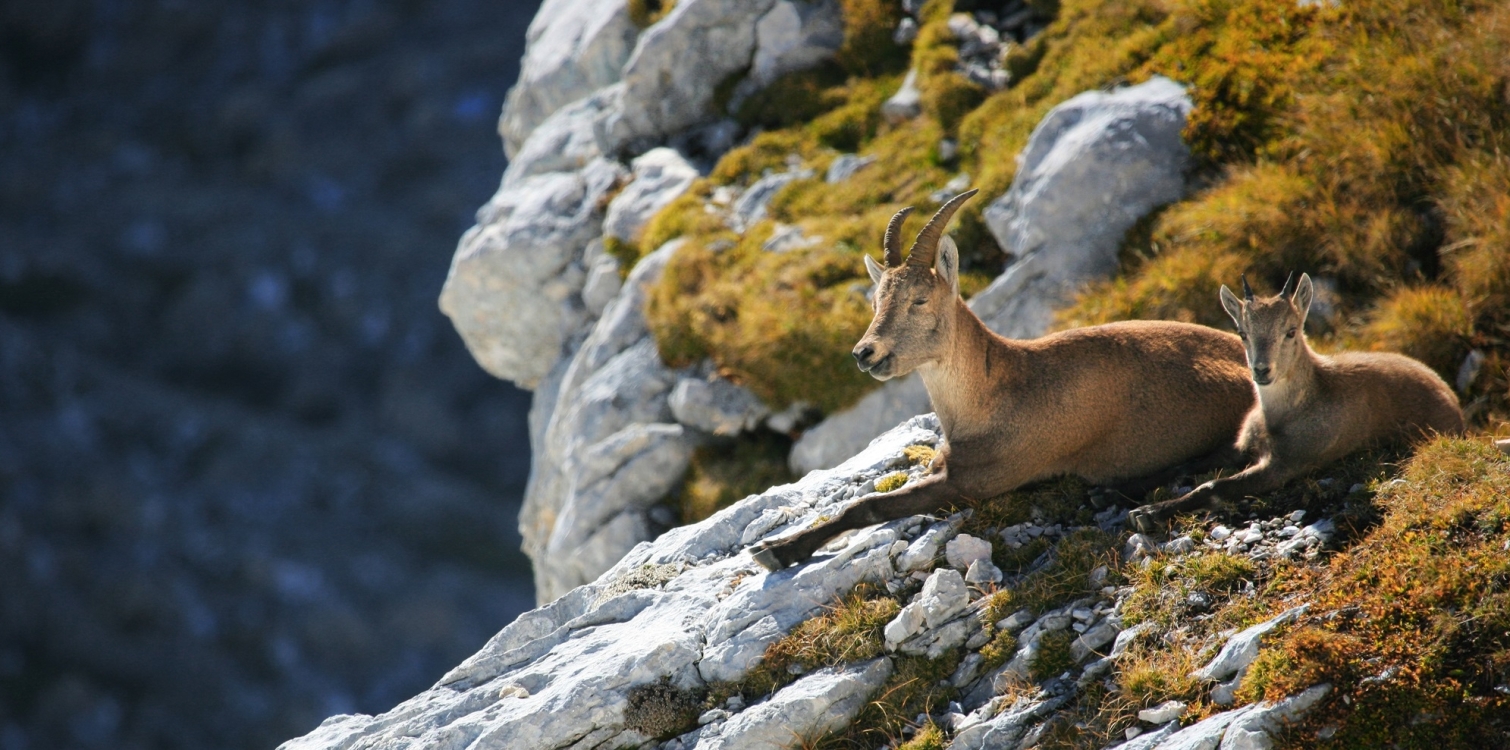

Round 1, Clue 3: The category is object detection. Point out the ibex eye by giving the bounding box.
[1286,329,1297,339]
[912,299,927,306]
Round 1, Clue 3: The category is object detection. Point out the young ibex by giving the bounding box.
[1126,273,1466,533]
[750,190,1256,570]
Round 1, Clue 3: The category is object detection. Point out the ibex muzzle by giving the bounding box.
[749,190,1256,571]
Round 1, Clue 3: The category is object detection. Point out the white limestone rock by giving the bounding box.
[281,420,939,750]
[499,0,639,156]
[1139,700,1188,725]
[603,147,700,243]
[919,568,969,629]
[882,68,923,123]
[730,0,845,108]
[504,88,618,186]
[946,534,993,570]
[693,658,891,750]
[521,242,699,601]
[440,158,625,388]
[670,375,772,436]
[1193,604,1308,683]
[602,0,778,150]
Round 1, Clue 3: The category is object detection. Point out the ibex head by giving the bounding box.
[1219,272,1315,386]
[852,190,977,380]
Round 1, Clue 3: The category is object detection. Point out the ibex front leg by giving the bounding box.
[750,470,965,571]
[1127,458,1298,534]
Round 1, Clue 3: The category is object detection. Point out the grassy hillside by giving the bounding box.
[614,1,1510,744]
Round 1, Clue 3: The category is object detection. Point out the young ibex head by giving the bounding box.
[852,190,978,380]
[1219,272,1315,386]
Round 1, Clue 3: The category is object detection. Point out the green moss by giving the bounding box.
[874,471,909,494]
[627,0,675,28]
[1031,629,1078,681]
[985,528,1118,622]
[680,432,795,524]
[896,722,947,750]
[623,677,702,740]
[980,628,1018,670]
[814,653,960,749]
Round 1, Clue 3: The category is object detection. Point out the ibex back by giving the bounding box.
[750,191,1256,570]
[1128,273,1465,532]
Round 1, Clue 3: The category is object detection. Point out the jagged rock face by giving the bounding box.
[280,416,1329,750]
[280,417,941,750]
[522,242,700,601]
[439,157,625,388]
[599,0,778,151]
[498,0,638,157]
[790,76,1196,474]
[457,0,860,603]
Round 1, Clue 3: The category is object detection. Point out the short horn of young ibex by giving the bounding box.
[1127,273,1466,533]
[749,191,1256,570]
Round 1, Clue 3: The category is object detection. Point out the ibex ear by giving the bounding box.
[1219,284,1245,327]
[1291,273,1315,324]
[935,235,960,296]
[863,253,885,285]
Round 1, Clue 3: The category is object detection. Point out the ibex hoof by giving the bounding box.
[1127,508,1162,535]
[750,544,785,572]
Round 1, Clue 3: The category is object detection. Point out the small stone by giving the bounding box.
[1289,509,1307,523]
[725,694,745,712]
[1349,483,1366,494]
[945,534,993,569]
[1138,700,1187,724]
[882,69,923,123]
[698,708,729,725]
[1125,533,1157,560]
[918,568,969,628]
[1126,726,1143,740]
[1071,608,1095,621]
[1088,565,1109,588]
[937,138,959,162]
[1072,622,1088,633]
[1210,525,1233,541]
[893,17,918,44]
[1240,528,1264,545]
[964,558,1003,585]
[998,608,1034,633]
[884,602,926,645]
[1163,536,1196,554]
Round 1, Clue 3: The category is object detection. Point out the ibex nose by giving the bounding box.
[1252,364,1272,382]
[854,344,876,366]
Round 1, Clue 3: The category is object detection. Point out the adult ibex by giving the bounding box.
[1127,273,1465,533]
[750,190,1256,570]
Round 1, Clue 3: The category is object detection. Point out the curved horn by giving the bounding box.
[1279,271,1296,298]
[883,206,913,267]
[907,189,978,268]
[1241,274,1255,302]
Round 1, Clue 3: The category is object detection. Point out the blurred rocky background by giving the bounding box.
[0,0,543,748]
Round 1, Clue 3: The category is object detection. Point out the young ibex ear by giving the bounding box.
[1291,273,1314,325]
[1219,284,1245,328]
[864,253,885,285]
[935,235,959,296]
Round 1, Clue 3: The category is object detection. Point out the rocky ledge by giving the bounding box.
[280,417,1329,750]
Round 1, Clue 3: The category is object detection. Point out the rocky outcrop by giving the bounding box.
[599,0,778,151]
[521,242,701,602]
[281,416,941,750]
[448,0,862,603]
[280,415,1330,750]
[439,157,625,388]
[791,76,1196,474]
[499,0,638,156]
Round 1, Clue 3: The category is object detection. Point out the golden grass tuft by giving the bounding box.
[679,432,795,524]
[874,471,910,494]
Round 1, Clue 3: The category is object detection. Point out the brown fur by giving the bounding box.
[750,192,1255,569]
[1127,273,1465,532]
